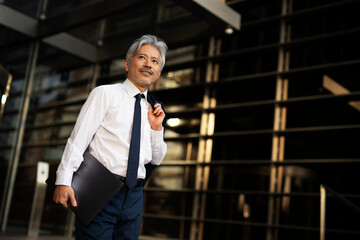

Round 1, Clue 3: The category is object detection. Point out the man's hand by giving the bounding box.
[53,185,77,209]
[148,103,165,131]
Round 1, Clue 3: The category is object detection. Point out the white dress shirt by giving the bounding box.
[55,79,167,186]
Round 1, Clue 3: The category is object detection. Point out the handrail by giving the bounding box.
[320,184,360,240]
[322,184,360,215]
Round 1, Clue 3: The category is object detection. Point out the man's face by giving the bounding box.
[125,44,162,92]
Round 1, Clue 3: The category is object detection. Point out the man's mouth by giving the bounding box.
[139,68,153,76]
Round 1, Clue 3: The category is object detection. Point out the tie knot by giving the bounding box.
[135,93,145,100]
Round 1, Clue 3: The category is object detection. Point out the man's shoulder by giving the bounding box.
[94,83,123,91]
[92,83,124,95]
[87,83,125,104]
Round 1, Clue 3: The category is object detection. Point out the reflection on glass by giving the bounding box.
[166,46,196,65]
[153,68,194,90]
[1,94,7,104]
[0,65,12,123]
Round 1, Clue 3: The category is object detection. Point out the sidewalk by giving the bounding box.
[0,237,73,240]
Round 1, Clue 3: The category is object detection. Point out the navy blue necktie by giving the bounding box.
[126,93,144,188]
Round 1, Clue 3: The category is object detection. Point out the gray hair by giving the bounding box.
[126,35,168,70]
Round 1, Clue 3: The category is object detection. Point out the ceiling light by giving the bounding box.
[225,27,234,35]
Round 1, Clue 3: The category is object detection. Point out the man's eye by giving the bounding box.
[152,59,159,64]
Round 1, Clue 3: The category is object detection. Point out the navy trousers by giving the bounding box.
[75,186,143,240]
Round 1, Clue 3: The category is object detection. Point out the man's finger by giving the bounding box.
[153,107,159,115]
[58,196,69,209]
[155,107,164,116]
[69,192,77,207]
[53,185,77,209]
[153,105,161,115]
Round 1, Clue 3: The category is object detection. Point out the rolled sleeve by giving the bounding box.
[150,127,167,165]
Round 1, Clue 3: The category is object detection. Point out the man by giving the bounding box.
[53,35,168,239]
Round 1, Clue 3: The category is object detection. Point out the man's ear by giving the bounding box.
[124,60,129,72]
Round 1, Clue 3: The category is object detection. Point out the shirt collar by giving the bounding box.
[123,79,148,100]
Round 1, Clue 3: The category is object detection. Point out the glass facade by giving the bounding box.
[0,0,360,239]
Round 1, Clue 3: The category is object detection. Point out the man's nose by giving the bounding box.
[144,59,152,68]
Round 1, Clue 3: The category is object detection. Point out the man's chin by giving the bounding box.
[139,79,153,87]
[129,77,156,90]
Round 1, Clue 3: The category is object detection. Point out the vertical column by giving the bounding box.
[0,41,40,231]
[267,0,292,239]
[90,19,105,90]
[28,162,49,236]
[190,36,221,240]
[320,185,326,240]
[180,142,193,239]
[90,64,101,90]
[198,38,221,240]
[190,37,216,240]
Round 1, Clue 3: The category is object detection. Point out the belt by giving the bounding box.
[113,174,143,188]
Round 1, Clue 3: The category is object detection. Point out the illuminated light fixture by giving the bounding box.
[225,26,234,35]
[1,94,7,104]
[167,118,181,127]
[243,204,250,219]
[97,39,104,46]
[0,64,12,122]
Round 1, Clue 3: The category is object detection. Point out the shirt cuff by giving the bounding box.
[55,170,74,186]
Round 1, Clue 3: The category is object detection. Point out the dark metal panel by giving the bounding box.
[0,4,37,37]
[37,0,152,38]
[42,33,97,62]
[97,20,212,62]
